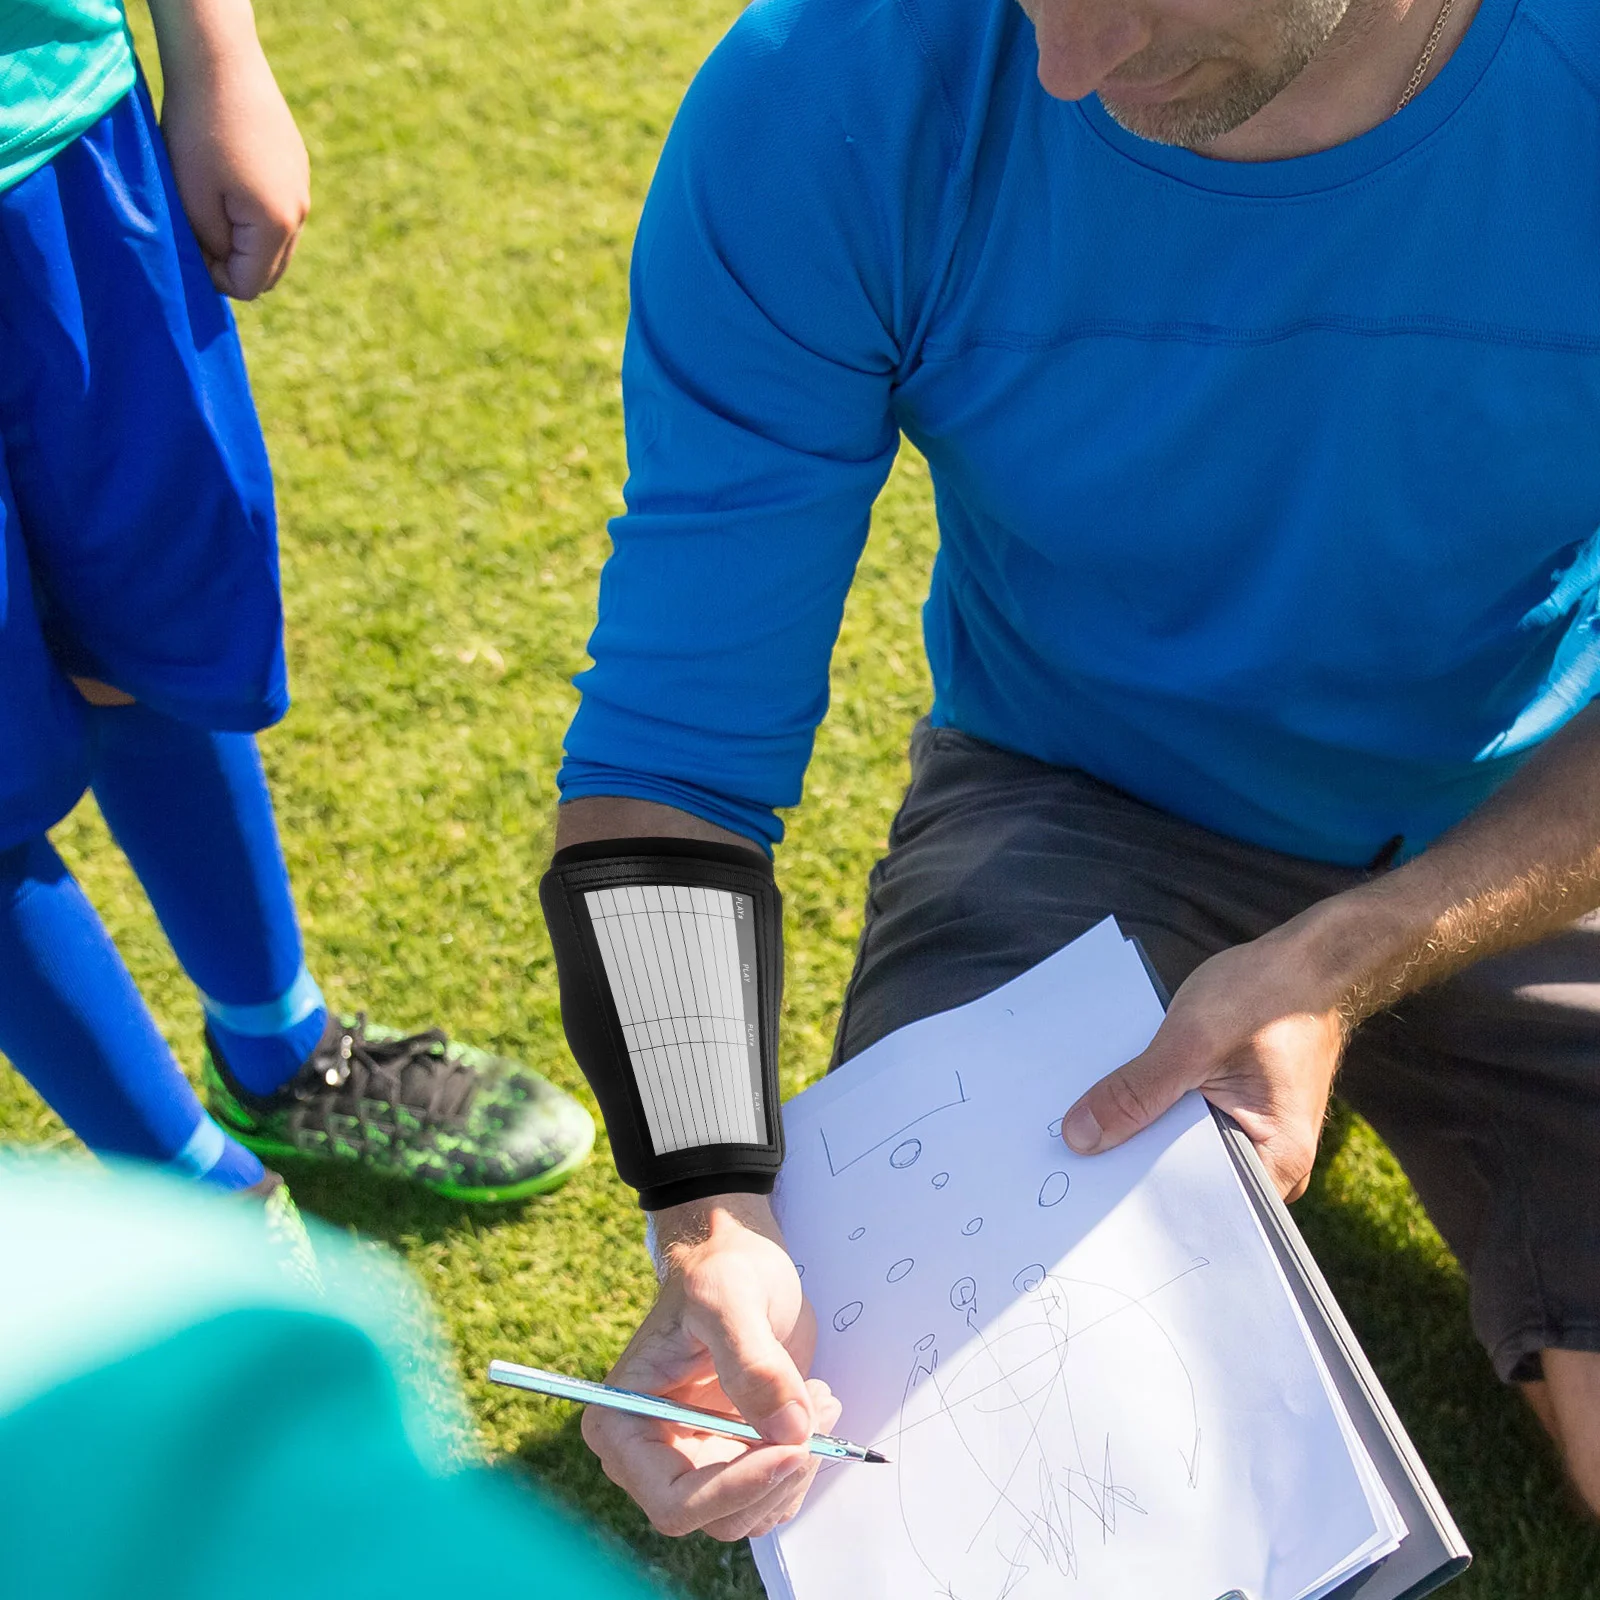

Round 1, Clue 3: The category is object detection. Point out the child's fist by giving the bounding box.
[160,40,310,300]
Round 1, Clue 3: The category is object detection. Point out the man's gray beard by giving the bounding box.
[1098,0,1353,147]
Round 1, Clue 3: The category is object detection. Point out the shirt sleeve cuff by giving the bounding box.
[556,761,782,853]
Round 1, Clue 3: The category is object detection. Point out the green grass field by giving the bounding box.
[3,0,1598,1593]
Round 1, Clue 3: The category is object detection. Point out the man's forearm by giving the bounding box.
[649,1191,786,1277]
[1288,703,1600,1024]
[554,795,765,855]
[548,794,781,1211]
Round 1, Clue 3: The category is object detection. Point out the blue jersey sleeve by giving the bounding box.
[559,0,964,845]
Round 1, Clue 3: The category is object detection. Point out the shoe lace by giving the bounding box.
[308,1015,477,1123]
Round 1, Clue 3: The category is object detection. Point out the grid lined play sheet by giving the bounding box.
[585,884,764,1153]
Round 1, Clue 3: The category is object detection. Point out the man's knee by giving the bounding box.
[1524,1347,1600,1518]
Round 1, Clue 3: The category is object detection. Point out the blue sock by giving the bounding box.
[86,704,329,1095]
[0,836,265,1190]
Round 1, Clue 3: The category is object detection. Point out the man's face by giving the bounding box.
[1018,0,1355,145]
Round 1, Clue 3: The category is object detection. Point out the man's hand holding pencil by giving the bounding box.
[582,1192,841,1542]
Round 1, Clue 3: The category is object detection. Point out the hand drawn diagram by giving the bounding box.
[820,1071,968,1177]
[834,1300,865,1332]
[950,1275,979,1328]
[889,1262,1207,1600]
[769,928,1386,1600]
[797,1020,1212,1598]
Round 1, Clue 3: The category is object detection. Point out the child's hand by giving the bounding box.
[152,0,310,300]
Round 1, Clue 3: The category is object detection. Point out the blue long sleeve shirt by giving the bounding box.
[560,0,1600,866]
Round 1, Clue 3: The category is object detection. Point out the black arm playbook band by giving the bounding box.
[539,837,784,1211]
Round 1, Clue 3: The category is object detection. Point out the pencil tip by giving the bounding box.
[865,1450,889,1463]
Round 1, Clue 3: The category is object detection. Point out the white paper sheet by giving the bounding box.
[755,922,1398,1600]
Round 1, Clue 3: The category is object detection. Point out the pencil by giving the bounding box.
[487,1359,889,1463]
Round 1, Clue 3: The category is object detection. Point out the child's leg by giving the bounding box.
[3,83,588,1200]
[87,698,599,1201]
[86,702,329,1094]
[0,835,263,1188]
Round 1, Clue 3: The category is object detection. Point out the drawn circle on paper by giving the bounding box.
[962,1217,983,1236]
[931,1172,950,1190]
[950,1276,977,1314]
[1046,1116,1064,1139]
[954,1317,1075,1414]
[1012,1263,1046,1295]
[833,1301,864,1333]
[795,1264,805,1279]
[889,1138,923,1169]
[848,1226,866,1241]
[1038,1170,1072,1208]
[915,1332,936,1352]
[886,1258,915,1284]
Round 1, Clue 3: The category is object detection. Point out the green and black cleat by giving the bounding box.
[204,1015,594,1203]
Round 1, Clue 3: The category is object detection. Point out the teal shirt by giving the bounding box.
[0,0,136,192]
[0,1161,665,1600]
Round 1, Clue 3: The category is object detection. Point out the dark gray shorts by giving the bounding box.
[831,721,1600,1384]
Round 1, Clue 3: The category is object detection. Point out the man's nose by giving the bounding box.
[1030,0,1152,101]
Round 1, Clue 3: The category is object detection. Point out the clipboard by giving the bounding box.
[1132,941,1472,1600]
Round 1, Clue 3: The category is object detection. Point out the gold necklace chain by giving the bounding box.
[1395,0,1460,112]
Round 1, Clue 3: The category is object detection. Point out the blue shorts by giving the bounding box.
[0,77,288,851]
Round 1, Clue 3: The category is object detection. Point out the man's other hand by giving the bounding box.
[584,1194,839,1541]
[1060,922,1347,1200]
[158,26,309,300]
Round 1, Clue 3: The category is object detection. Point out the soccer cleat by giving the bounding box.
[203,1016,595,1203]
